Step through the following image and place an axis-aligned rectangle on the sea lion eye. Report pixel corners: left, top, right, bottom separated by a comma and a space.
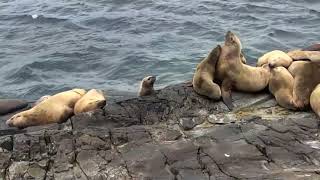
148, 77, 151, 80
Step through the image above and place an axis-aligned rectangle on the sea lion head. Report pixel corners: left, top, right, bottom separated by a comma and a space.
139, 76, 157, 96
6, 112, 30, 129
142, 76, 156, 88
225, 31, 242, 51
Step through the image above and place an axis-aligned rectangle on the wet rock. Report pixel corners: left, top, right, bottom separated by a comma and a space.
0, 135, 12, 151
179, 118, 196, 130
0, 83, 320, 179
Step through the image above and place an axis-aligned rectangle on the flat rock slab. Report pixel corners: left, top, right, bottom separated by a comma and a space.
0, 83, 320, 179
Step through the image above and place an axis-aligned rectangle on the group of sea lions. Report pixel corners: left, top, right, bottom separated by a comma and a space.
2, 31, 320, 129
4, 89, 106, 129
193, 31, 320, 117
1, 76, 156, 129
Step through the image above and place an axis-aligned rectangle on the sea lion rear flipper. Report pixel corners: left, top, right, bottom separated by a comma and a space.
221, 79, 234, 110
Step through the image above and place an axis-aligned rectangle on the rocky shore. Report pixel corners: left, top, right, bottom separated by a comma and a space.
1, 82, 320, 179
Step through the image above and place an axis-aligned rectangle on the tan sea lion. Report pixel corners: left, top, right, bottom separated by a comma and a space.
192, 45, 221, 100
257, 50, 293, 68
138, 76, 156, 96
287, 50, 320, 63
288, 61, 320, 109
6, 88, 86, 129
74, 89, 106, 115
310, 84, 320, 117
216, 31, 270, 110
268, 66, 296, 110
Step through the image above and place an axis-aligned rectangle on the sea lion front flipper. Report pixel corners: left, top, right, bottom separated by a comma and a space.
240, 51, 247, 64
185, 80, 193, 87
221, 79, 234, 110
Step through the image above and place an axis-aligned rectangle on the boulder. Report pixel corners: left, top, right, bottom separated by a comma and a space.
0, 83, 319, 179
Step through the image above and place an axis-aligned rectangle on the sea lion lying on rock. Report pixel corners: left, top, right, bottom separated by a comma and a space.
216, 31, 270, 110
74, 89, 106, 115
257, 50, 293, 68
268, 66, 296, 110
287, 50, 320, 63
310, 84, 320, 117
302, 43, 320, 51
193, 45, 221, 100
138, 76, 156, 96
0, 99, 29, 116
6, 89, 86, 129
288, 61, 320, 109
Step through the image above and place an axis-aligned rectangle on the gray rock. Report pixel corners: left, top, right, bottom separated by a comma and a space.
0, 83, 320, 179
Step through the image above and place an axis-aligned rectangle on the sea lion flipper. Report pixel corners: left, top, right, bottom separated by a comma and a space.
221, 79, 234, 110
185, 80, 193, 87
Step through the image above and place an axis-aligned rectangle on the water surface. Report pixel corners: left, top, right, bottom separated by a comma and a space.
1, 0, 319, 99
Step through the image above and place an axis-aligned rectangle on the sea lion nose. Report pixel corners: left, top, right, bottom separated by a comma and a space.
97, 100, 107, 108
268, 63, 275, 69
6, 119, 13, 127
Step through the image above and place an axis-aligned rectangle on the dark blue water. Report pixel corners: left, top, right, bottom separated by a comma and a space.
1, 0, 320, 99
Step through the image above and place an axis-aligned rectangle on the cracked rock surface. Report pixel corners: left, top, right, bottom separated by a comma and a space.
1, 83, 320, 179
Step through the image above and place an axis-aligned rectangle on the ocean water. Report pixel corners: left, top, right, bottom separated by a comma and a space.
1, 0, 319, 100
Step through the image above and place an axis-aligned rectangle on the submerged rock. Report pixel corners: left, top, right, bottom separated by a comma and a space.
0, 83, 320, 179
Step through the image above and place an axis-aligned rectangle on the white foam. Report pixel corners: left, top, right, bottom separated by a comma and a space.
31, 14, 38, 19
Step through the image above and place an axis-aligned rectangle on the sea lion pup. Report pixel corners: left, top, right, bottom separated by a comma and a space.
74, 89, 106, 115
192, 45, 221, 100
138, 76, 156, 96
216, 31, 270, 110
288, 61, 320, 109
0, 99, 29, 115
268, 66, 296, 110
6, 89, 86, 129
287, 50, 320, 63
310, 84, 320, 117
257, 50, 293, 68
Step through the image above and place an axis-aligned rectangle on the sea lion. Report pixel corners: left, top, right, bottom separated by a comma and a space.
268, 66, 296, 110
74, 89, 106, 115
6, 88, 86, 129
138, 76, 156, 96
287, 50, 320, 63
192, 45, 221, 100
216, 31, 270, 110
257, 50, 293, 68
302, 43, 320, 51
288, 61, 320, 109
0, 99, 29, 116
310, 84, 320, 117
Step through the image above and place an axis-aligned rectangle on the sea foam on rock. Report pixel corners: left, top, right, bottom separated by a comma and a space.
0, 82, 320, 179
